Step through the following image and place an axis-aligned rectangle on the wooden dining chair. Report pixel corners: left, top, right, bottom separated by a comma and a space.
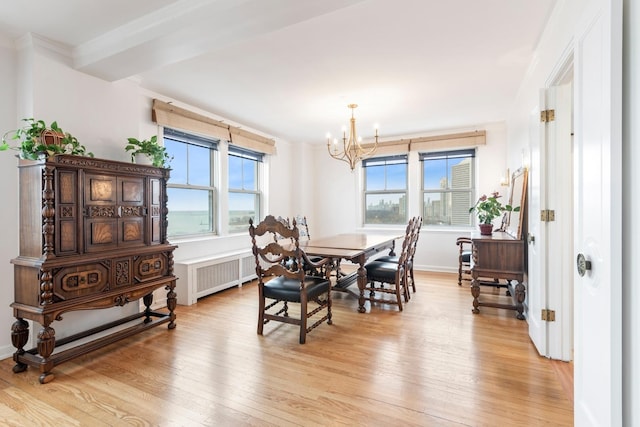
249, 215, 333, 344
375, 216, 422, 297
456, 237, 473, 286
364, 219, 413, 311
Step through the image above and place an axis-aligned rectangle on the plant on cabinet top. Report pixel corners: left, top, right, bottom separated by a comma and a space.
0, 118, 93, 160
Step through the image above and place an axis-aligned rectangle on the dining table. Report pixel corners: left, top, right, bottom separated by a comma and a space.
297, 233, 401, 313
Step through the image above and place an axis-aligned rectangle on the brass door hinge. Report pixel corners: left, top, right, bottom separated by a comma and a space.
540, 109, 555, 122
540, 209, 556, 222
541, 309, 556, 322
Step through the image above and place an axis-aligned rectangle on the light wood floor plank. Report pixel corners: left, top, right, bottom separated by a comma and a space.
0, 271, 573, 426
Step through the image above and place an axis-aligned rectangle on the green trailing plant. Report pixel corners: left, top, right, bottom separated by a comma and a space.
469, 191, 520, 224
0, 118, 93, 160
125, 135, 172, 168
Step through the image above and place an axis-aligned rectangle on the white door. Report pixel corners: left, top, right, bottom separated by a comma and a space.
528, 83, 573, 359
573, 0, 622, 425
526, 91, 547, 356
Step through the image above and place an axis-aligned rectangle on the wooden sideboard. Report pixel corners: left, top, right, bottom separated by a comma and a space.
470, 231, 526, 319
10, 155, 177, 383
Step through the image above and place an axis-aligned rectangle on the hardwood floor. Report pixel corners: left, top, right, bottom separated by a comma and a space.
0, 271, 573, 426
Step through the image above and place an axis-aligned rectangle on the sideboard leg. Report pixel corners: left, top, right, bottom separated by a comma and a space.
143, 293, 154, 324
471, 276, 480, 314
166, 281, 177, 329
514, 281, 526, 320
36, 324, 56, 384
11, 318, 29, 373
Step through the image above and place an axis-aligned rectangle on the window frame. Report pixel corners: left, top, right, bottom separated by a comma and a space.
420, 148, 476, 227
362, 154, 409, 226
164, 128, 219, 238
227, 145, 263, 234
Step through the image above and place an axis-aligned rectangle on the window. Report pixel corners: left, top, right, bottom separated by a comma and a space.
164, 129, 218, 237
228, 145, 262, 233
421, 149, 475, 226
363, 155, 408, 225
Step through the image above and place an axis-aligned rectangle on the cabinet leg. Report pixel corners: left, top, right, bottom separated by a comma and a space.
37, 325, 56, 384
166, 282, 177, 329
11, 318, 29, 373
471, 277, 480, 314
143, 293, 154, 324
514, 281, 526, 320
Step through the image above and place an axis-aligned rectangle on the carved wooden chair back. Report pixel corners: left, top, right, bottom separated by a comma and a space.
294, 215, 311, 240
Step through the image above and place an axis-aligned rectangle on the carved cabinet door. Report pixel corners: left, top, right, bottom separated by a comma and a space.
83, 173, 146, 252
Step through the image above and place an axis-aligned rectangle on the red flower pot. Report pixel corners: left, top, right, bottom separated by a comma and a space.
479, 223, 493, 235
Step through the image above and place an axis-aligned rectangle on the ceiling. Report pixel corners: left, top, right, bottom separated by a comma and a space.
0, 0, 556, 145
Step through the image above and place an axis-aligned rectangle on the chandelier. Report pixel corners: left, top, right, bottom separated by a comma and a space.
326, 104, 378, 170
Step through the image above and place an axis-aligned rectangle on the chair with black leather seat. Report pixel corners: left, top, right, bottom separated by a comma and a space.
249, 215, 333, 344
375, 216, 422, 297
456, 237, 473, 286
364, 219, 413, 311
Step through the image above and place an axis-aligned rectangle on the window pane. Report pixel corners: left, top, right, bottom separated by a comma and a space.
228, 155, 243, 189
423, 192, 449, 225
229, 192, 258, 233
386, 163, 407, 190
165, 139, 187, 185
365, 165, 385, 190
423, 158, 447, 189
451, 191, 473, 225
423, 191, 473, 226
242, 159, 257, 190
365, 193, 406, 224
449, 157, 472, 189
167, 188, 213, 236
188, 144, 211, 186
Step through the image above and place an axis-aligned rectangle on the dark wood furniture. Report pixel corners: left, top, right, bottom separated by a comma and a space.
10, 155, 177, 383
364, 220, 414, 311
455, 237, 473, 286
374, 216, 422, 297
298, 233, 399, 313
470, 231, 526, 319
249, 215, 333, 344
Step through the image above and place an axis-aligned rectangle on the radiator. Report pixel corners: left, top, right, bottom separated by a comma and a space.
174, 250, 256, 305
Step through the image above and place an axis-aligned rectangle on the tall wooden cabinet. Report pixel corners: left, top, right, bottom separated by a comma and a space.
10, 154, 177, 383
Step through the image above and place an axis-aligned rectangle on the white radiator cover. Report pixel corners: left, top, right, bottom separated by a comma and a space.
174, 250, 256, 305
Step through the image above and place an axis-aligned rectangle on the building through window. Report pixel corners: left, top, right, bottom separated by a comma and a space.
362, 155, 408, 225
421, 149, 475, 226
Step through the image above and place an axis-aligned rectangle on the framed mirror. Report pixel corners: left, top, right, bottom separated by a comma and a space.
506, 167, 528, 239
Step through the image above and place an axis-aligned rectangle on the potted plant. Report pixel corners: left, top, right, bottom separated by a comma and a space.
0, 118, 93, 160
125, 135, 172, 168
469, 191, 519, 235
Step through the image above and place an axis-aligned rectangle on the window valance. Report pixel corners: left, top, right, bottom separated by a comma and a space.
152, 99, 231, 141
152, 99, 276, 155
360, 130, 486, 155
229, 127, 277, 155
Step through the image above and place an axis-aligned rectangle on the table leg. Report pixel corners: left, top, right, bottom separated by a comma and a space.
388, 239, 396, 256
357, 261, 367, 313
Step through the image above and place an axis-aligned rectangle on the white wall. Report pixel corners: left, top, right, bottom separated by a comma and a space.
622, 0, 639, 424
309, 122, 508, 273
0, 36, 19, 360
